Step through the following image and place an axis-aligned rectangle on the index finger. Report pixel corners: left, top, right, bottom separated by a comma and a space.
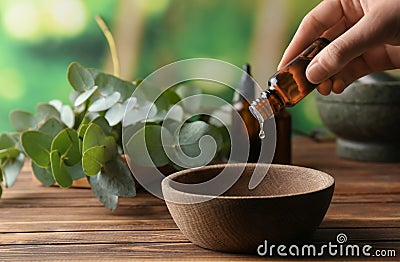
278, 0, 344, 69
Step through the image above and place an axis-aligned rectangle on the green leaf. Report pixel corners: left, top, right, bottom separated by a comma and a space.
88, 92, 121, 112
91, 116, 112, 135
51, 129, 81, 166
82, 123, 105, 152
74, 85, 98, 107
178, 121, 223, 154
95, 73, 135, 100
89, 175, 118, 211
39, 118, 65, 137
50, 150, 72, 188
0, 133, 16, 149
0, 133, 19, 159
66, 163, 86, 180
77, 123, 89, 139
2, 154, 24, 187
60, 105, 75, 128
82, 146, 106, 176
0, 147, 20, 159
125, 125, 172, 167
88, 68, 101, 79
170, 121, 222, 168
10, 110, 36, 132
175, 84, 202, 113
154, 89, 181, 111
98, 157, 136, 197
82, 123, 117, 160
67, 62, 95, 92
37, 103, 60, 125
21, 131, 52, 168
31, 161, 55, 187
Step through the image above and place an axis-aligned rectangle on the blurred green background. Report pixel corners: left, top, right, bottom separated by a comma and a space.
0, 0, 322, 133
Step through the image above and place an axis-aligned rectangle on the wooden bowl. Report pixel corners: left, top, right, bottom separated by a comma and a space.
162, 163, 334, 253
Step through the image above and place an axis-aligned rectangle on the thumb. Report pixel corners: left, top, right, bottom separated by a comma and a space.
306, 14, 381, 84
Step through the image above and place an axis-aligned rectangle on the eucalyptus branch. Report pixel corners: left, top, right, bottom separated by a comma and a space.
95, 15, 121, 77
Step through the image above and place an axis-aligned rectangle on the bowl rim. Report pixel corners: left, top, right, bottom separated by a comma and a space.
162, 163, 335, 200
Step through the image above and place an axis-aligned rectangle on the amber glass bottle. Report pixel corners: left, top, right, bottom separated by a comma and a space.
232, 64, 291, 164
232, 64, 261, 163
249, 38, 330, 123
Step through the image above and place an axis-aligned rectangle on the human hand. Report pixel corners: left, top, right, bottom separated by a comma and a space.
278, 0, 400, 95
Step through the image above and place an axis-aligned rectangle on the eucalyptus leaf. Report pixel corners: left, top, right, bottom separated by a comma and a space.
105, 102, 124, 126
125, 125, 172, 167
49, 99, 63, 111
95, 73, 135, 100
2, 154, 24, 187
165, 105, 184, 122
70, 90, 87, 112
155, 89, 180, 111
0, 133, 17, 149
146, 109, 167, 123
69, 90, 80, 105
88, 92, 121, 112
87, 68, 101, 79
60, 105, 75, 128
39, 118, 65, 137
36, 104, 61, 127
89, 175, 118, 211
21, 131, 52, 168
66, 163, 86, 180
50, 150, 72, 188
98, 157, 136, 197
0, 147, 20, 159
74, 85, 98, 107
175, 84, 202, 113
82, 146, 106, 176
67, 62, 95, 92
82, 123, 117, 159
31, 161, 55, 187
82, 123, 105, 152
163, 119, 181, 135
123, 101, 157, 127
51, 128, 81, 166
124, 97, 137, 112
10, 110, 36, 132
177, 121, 223, 152
170, 121, 222, 168
77, 123, 89, 139
91, 116, 112, 135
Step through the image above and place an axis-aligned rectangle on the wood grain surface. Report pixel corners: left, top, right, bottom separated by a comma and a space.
0, 137, 399, 261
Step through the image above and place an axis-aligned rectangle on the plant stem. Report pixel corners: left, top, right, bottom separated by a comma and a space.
95, 16, 121, 77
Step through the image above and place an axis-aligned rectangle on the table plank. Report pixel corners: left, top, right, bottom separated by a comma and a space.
0, 137, 399, 261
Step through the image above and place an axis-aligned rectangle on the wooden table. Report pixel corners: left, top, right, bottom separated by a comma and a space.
1, 137, 399, 261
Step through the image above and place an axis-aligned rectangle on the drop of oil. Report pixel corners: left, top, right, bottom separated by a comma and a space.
258, 121, 265, 139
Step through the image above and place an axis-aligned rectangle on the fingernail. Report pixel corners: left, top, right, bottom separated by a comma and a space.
307, 61, 328, 84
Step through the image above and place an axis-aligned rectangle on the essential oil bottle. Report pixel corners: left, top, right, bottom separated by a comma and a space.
232, 64, 261, 163
249, 38, 330, 129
